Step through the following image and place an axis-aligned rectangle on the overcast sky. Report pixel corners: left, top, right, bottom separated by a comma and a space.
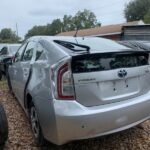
0, 0, 131, 38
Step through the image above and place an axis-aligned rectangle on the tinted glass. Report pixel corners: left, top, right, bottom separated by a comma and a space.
36, 43, 44, 60
14, 44, 27, 62
22, 42, 35, 61
0, 47, 8, 55
72, 52, 149, 73
9, 46, 20, 55
54, 37, 129, 52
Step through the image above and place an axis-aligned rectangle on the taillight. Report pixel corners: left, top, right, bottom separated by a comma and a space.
51, 61, 75, 100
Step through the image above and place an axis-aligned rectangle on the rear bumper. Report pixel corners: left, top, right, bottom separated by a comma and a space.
42, 93, 150, 145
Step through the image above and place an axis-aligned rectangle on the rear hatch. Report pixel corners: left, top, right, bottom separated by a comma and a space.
72, 51, 150, 106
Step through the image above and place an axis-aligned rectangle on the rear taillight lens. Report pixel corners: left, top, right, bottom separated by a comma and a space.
51, 61, 75, 100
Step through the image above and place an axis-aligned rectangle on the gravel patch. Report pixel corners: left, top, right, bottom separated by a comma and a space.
0, 81, 149, 150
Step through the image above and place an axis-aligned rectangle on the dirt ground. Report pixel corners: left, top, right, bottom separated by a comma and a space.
0, 81, 149, 150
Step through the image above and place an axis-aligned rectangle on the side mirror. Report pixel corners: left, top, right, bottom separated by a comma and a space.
6, 57, 14, 66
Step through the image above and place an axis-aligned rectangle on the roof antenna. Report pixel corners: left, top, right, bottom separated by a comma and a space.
74, 26, 79, 44
74, 27, 79, 37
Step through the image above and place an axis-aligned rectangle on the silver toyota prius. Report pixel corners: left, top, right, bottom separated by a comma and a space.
8, 36, 150, 146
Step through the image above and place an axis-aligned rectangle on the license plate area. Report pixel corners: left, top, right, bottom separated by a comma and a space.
99, 77, 140, 101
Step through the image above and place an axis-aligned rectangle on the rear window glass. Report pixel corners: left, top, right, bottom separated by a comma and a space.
53, 37, 130, 53
72, 52, 149, 73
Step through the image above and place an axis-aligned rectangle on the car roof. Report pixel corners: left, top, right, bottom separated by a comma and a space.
28, 36, 132, 55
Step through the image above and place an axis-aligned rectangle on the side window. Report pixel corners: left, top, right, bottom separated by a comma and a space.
0, 47, 8, 55
14, 44, 27, 62
22, 42, 35, 62
36, 43, 44, 61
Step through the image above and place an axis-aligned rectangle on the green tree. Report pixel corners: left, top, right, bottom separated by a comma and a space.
0, 28, 20, 43
25, 25, 47, 38
144, 8, 150, 23
124, 0, 150, 22
62, 9, 100, 31
62, 15, 75, 32
46, 19, 63, 35
25, 9, 100, 38
73, 9, 99, 29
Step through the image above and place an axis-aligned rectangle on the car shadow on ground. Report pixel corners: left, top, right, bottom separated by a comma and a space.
40, 125, 149, 150
0, 80, 149, 150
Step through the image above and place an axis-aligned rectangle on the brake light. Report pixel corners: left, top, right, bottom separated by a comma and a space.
51, 62, 75, 100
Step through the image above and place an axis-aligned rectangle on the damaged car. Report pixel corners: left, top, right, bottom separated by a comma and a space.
7, 36, 150, 145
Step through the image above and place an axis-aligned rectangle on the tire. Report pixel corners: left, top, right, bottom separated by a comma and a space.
0, 71, 2, 81
6, 70, 14, 96
29, 102, 46, 146
0, 103, 8, 145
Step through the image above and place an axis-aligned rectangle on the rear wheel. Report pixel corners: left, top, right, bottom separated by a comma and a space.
0, 71, 2, 81
6, 70, 14, 96
0, 103, 8, 145
29, 102, 46, 146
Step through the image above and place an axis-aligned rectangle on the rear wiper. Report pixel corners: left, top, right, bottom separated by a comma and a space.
54, 40, 90, 53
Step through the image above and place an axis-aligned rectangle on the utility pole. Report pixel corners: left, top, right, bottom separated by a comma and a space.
16, 23, 18, 37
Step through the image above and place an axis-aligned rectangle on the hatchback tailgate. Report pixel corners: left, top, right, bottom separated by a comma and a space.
72, 52, 150, 106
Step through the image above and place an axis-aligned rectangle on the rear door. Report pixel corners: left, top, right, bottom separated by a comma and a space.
12, 41, 35, 107
72, 52, 150, 107
17, 41, 35, 106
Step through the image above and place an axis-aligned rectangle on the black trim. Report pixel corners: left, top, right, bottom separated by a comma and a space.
54, 40, 90, 53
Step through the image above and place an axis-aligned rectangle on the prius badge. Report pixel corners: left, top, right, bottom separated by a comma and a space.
118, 70, 127, 78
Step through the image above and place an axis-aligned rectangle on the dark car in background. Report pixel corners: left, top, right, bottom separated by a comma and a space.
0, 44, 21, 80
0, 102, 8, 146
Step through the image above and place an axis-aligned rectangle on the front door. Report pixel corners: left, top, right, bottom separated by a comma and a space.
14, 41, 35, 107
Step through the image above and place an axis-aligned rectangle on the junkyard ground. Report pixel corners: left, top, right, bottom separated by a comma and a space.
0, 80, 149, 150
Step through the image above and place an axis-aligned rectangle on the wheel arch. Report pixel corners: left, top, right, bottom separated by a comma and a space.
25, 92, 33, 111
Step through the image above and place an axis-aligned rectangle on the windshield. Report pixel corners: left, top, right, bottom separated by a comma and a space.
9, 46, 20, 55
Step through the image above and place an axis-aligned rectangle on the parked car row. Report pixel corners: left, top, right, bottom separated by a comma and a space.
3, 36, 149, 146
0, 44, 20, 147
0, 44, 21, 80
0, 102, 8, 146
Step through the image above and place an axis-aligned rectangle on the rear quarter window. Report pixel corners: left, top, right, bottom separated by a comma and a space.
36, 43, 44, 61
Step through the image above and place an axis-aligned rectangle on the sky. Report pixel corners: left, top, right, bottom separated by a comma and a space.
0, 0, 131, 38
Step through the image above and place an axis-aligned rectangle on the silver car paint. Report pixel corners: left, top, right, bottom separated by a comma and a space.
8, 36, 150, 145
74, 65, 150, 106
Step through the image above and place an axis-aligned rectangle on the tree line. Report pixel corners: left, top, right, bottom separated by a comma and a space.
1, 0, 150, 43
25, 9, 100, 38
124, 0, 150, 23
0, 28, 20, 43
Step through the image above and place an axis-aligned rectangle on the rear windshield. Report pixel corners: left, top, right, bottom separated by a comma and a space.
72, 52, 149, 73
